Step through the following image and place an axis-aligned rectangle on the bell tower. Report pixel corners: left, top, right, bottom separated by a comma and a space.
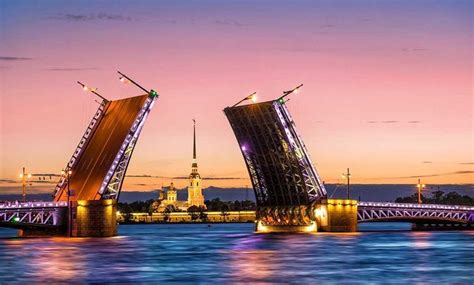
187, 119, 205, 208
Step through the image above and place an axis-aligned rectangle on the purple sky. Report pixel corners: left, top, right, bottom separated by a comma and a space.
0, 0, 472, 193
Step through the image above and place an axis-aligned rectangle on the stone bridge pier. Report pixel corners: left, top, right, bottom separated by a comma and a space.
17, 200, 117, 237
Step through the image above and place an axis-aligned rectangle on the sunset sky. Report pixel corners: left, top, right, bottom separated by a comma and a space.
0, 0, 472, 194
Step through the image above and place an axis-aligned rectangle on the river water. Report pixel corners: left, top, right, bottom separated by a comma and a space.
0, 223, 473, 284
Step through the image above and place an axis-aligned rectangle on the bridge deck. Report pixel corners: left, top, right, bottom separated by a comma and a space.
358, 202, 474, 224
54, 95, 148, 202
0, 202, 67, 228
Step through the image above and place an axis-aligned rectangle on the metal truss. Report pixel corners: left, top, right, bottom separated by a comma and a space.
274, 101, 326, 200
53, 101, 106, 198
241, 146, 269, 205
0, 202, 67, 227
99, 96, 157, 200
358, 202, 474, 224
224, 99, 327, 208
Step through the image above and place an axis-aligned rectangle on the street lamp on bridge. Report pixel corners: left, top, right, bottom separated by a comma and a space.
117, 71, 159, 98
277, 83, 303, 103
77, 81, 108, 103
341, 168, 351, 199
232, 91, 257, 107
417, 179, 426, 204
19, 167, 32, 202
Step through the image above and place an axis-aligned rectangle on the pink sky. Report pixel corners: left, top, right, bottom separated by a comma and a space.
0, 1, 472, 193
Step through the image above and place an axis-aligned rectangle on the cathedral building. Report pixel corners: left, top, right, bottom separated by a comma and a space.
155, 182, 189, 212
187, 119, 205, 208
154, 120, 205, 212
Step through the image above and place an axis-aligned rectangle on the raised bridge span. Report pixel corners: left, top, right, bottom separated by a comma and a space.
224, 89, 473, 232
53, 93, 155, 202
0, 74, 158, 236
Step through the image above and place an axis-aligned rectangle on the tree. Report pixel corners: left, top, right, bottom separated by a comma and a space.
199, 207, 208, 222
187, 205, 200, 222
118, 203, 133, 223
147, 204, 154, 222
432, 190, 445, 203
220, 204, 230, 222
165, 204, 177, 213
163, 206, 172, 223
394, 191, 473, 206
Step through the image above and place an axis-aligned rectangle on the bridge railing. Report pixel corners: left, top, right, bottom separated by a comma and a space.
0, 201, 68, 209
357, 202, 474, 224
358, 202, 474, 211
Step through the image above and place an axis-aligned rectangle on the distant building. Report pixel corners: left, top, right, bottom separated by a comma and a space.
155, 182, 188, 212
167, 183, 177, 203
154, 120, 205, 212
187, 120, 205, 208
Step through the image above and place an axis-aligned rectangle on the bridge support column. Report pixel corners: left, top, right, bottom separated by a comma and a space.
71, 199, 117, 237
255, 220, 317, 233
314, 199, 358, 232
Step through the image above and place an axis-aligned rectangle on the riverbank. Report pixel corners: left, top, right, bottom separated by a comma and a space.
119, 210, 256, 223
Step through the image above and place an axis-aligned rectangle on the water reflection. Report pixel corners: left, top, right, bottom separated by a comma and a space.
0, 224, 472, 283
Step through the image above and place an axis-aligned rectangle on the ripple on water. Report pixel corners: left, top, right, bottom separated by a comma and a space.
0, 223, 473, 283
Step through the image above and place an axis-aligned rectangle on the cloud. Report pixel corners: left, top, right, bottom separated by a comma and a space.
126, 174, 169, 178
459, 162, 474, 165
421, 161, 432, 164
48, 13, 136, 22
32, 173, 61, 177
126, 174, 245, 181
201, 177, 246, 180
29, 180, 57, 184
387, 170, 474, 179
0, 177, 56, 184
367, 120, 421, 124
367, 120, 398, 124
171, 176, 246, 180
45, 67, 98, 72
214, 19, 245, 26
0, 56, 32, 61
402, 48, 429, 52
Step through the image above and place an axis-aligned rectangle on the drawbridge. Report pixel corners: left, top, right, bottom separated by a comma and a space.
224, 86, 474, 232
0, 72, 158, 236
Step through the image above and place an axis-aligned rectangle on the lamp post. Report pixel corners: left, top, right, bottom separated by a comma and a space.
417, 179, 425, 204
277, 84, 303, 103
342, 168, 351, 199
62, 169, 73, 237
19, 167, 32, 202
77, 81, 108, 103
117, 71, 159, 98
232, 92, 257, 107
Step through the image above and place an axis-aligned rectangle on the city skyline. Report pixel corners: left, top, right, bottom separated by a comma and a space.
1, 0, 472, 194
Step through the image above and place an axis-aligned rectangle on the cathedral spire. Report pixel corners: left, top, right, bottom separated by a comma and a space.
191, 119, 198, 175
193, 119, 196, 161
188, 118, 204, 208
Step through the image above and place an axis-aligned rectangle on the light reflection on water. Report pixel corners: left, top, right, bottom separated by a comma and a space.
0, 223, 473, 283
